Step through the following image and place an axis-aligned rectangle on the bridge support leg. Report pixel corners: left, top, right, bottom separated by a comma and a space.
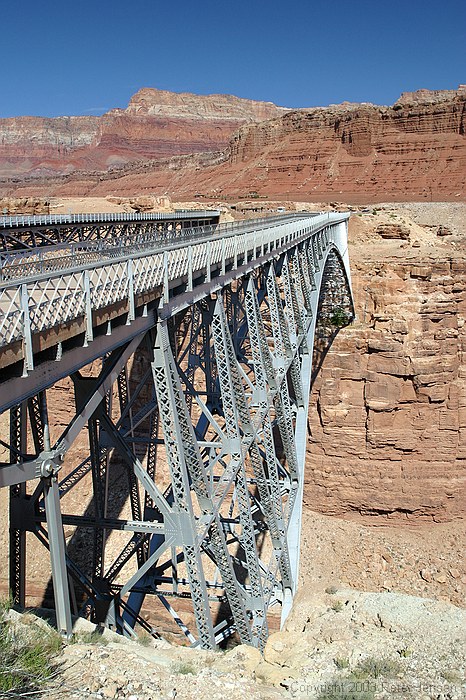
44, 474, 72, 637
9, 403, 27, 607
152, 324, 217, 649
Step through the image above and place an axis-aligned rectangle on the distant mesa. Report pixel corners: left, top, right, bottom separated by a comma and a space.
0, 87, 287, 180
395, 85, 466, 105
120, 87, 288, 121
0, 85, 464, 202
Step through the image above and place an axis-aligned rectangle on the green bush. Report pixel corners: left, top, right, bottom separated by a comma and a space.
0, 596, 13, 618
329, 307, 350, 328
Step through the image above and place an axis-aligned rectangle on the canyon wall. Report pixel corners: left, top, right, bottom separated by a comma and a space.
1, 87, 464, 202
0, 88, 286, 178
225, 86, 466, 200
306, 208, 466, 522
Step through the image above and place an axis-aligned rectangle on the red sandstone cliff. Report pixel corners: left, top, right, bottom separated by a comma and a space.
2, 86, 463, 202
307, 207, 466, 522
0, 88, 287, 178
223, 86, 466, 200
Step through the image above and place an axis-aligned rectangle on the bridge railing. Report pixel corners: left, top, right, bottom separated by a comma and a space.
0, 209, 221, 230
0, 213, 306, 283
0, 213, 347, 367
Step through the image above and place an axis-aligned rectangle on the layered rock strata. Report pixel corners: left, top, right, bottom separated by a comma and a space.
1, 87, 464, 201
0, 88, 286, 178
224, 86, 466, 200
306, 208, 466, 521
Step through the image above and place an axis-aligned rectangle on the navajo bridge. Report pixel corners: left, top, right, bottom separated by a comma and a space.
0, 209, 353, 650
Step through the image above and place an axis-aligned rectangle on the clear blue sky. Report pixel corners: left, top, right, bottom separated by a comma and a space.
2, 0, 465, 118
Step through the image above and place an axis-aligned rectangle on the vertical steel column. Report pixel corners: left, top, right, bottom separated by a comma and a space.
42, 402, 72, 637
9, 402, 27, 607
265, 267, 300, 487
267, 264, 304, 409
298, 244, 315, 313
244, 278, 293, 591
43, 475, 72, 636
290, 248, 310, 336
117, 367, 144, 567
212, 297, 268, 647
152, 324, 216, 649
153, 319, 254, 645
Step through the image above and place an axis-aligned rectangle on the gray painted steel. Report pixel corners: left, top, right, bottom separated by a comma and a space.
0, 210, 221, 252
0, 212, 353, 647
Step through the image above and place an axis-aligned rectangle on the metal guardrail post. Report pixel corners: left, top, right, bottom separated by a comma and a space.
221, 238, 226, 276
187, 247, 193, 292
233, 236, 238, 270
20, 284, 34, 373
83, 270, 94, 344
163, 251, 169, 305
127, 259, 135, 323
206, 241, 211, 283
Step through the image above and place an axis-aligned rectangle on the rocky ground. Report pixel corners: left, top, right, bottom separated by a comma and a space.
3, 571, 465, 700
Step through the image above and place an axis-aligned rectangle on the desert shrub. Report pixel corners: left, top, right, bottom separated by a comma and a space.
0, 596, 13, 618
137, 630, 152, 647
0, 617, 61, 695
351, 656, 401, 679
171, 661, 197, 675
440, 669, 462, 684
70, 630, 108, 645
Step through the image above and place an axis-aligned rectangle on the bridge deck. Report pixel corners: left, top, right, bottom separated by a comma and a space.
0, 213, 327, 403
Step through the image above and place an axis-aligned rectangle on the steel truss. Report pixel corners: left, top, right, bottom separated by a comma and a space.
0, 215, 353, 649
0, 210, 221, 252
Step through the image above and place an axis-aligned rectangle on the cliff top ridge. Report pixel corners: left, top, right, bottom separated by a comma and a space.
106, 86, 289, 121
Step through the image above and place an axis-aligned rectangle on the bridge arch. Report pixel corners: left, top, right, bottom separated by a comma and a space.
0, 212, 353, 648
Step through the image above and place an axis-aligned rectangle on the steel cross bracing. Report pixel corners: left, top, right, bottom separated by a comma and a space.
0, 212, 316, 384
0, 212, 353, 649
0, 210, 221, 252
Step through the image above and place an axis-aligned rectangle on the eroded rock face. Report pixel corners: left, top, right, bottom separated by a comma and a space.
0, 88, 287, 178
0, 196, 50, 215
1, 87, 464, 202
226, 86, 466, 200
123, 87, 286, 121
306, 209, 466, 522
376, 223, 411, 239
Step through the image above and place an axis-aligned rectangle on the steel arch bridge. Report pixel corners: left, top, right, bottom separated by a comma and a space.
0, 211, 353, 650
